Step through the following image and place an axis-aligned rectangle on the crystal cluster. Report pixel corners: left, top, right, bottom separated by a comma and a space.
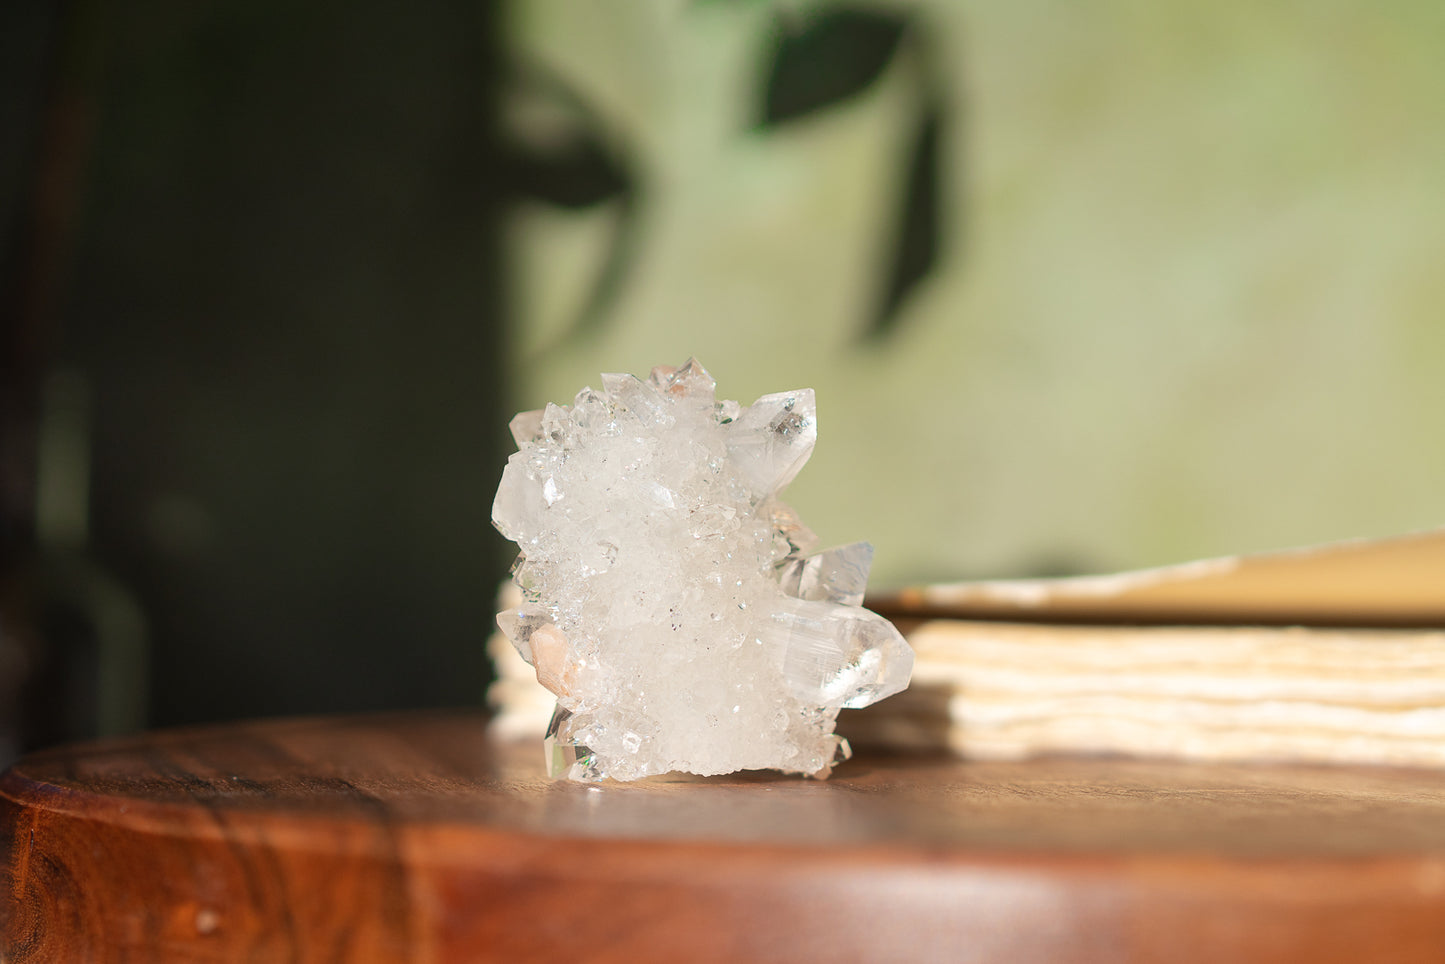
492, 360, 913, 781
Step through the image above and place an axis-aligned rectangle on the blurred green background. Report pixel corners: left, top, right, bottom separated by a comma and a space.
3, 0, 1444, 759
508, 0, 1445, 585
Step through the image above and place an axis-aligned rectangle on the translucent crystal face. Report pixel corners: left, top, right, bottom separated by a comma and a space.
493, 359, 913, 781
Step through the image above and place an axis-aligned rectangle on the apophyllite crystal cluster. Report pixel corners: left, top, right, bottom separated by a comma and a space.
492, 360, 913, 781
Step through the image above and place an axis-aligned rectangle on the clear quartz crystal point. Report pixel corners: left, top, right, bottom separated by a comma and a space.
492, 360, 913, 781
726, 390, 817, 498
767, 599, 913, 709
544, 706, 601, 781
779, 542, 874, 607
508, 410, 544, 447
495, 607, 553, 663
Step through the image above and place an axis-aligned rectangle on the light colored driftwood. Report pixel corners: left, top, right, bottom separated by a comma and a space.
843, 621, 1445, 767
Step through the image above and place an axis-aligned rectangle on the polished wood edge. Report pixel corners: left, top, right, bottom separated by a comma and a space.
8, 712, 1445, 962
7, 757, 1445, 878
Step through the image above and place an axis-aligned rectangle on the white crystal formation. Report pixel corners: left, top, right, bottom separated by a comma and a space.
492, 360, 913, 781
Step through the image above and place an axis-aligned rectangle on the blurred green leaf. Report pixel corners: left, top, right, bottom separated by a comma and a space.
867, 96, 943, 340
760, 9, 908, 126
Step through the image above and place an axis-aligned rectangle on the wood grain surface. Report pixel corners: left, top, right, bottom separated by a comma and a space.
5, 709, 1445, 962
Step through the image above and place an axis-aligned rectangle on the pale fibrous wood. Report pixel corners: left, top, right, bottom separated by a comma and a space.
6, 711, 1445, 962
842, 621, 1445, 767
843, 528, 1445, 767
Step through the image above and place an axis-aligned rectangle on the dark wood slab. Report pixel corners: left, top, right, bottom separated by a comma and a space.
5, 709, 1445, 962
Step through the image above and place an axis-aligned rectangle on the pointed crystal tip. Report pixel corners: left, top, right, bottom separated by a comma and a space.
779, 542, 874, 607
544, 706, 602, 781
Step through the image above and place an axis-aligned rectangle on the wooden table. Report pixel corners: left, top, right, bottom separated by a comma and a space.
4, 709, 1445, 962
